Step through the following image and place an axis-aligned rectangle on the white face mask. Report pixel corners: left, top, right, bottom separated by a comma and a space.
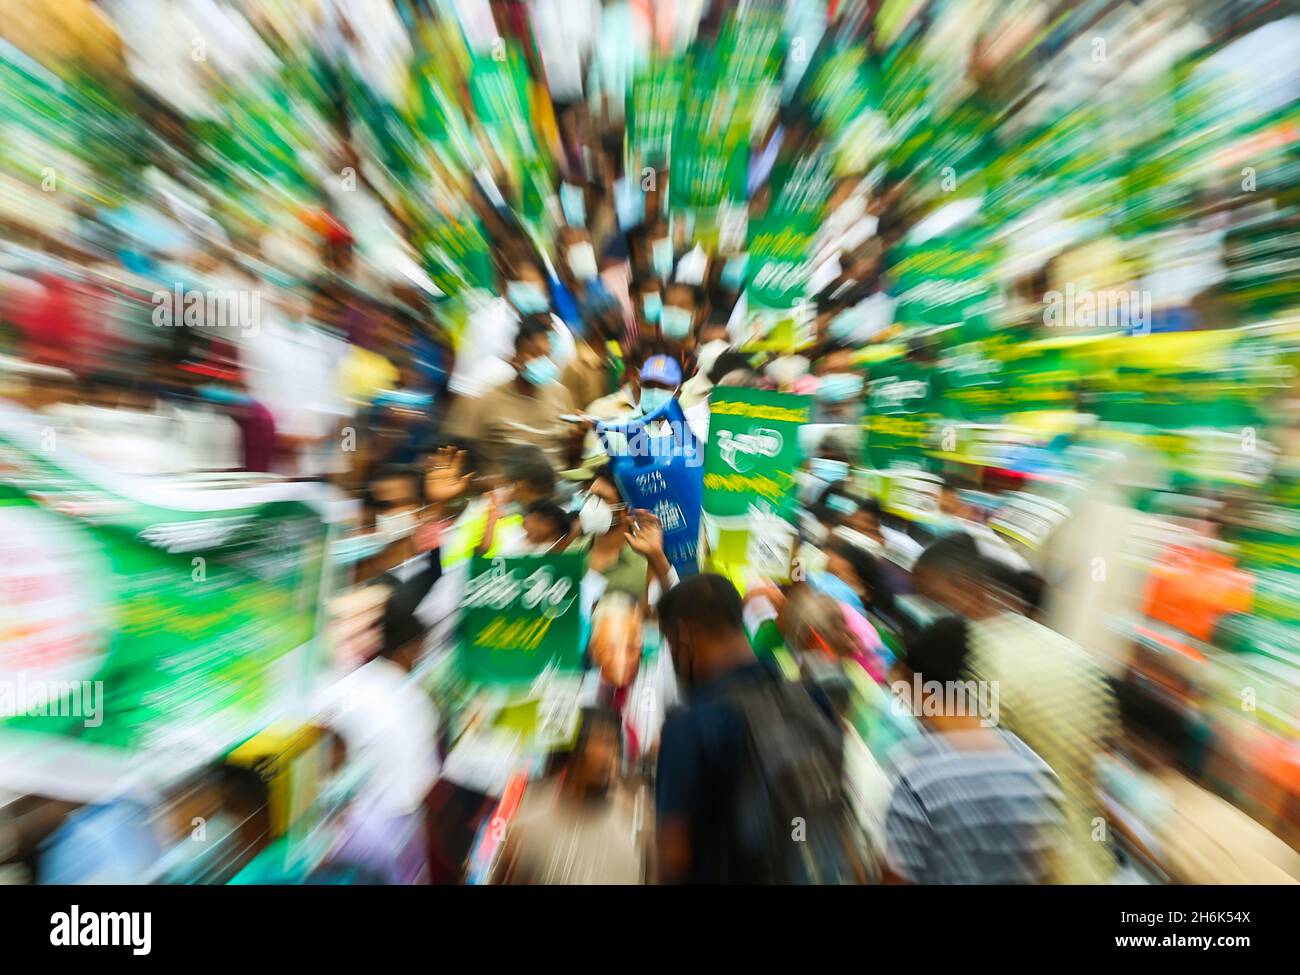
695, 339, 729, 381
567, 242, 599, 280
578, 494, 615, 536
375, 509, 418, 542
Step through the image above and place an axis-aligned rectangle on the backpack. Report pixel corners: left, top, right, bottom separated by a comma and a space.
720, 674, 869, 884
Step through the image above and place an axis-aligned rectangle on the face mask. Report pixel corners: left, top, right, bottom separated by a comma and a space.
809, 570, 865, 613
521, 355, 559, 387
642, 293, 662, 324
765, 355, 809, 387
816, 373, 865, 403
560, 182, 586, 227
376, 509, 418, 542
828, 307, 861, 341
333, 531, 391, 565
567, 243, 598, 281
721, 255, 748, 291
638, 387, 674, 415
651, 238, 673, 279
695, 339, 729, 380
507, 281, 549, 314
660, 306, 692, 340
578, 494, 614, 536
809, 457, 849, 483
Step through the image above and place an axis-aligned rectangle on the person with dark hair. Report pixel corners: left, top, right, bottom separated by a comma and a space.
472, 444, 559, 557
657, 282, 705, 365
355, 463, 430, 584
500, 443, 557, 501
520, 498, 572, 553
493, 707, 647, 885
883, 615, 1065, 885
911, 534, 1118, 883
574, 470, 674, 605
442, 316, 575, 474
561, 284, 624, 414
655, 573, 861, 884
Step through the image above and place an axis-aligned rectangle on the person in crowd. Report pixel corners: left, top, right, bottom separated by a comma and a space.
355, 463, 429, 584
240, 282, 350, 477
480, 496, 572, 556
574, 468, 674, 607
561, 289, 624, 414
911, 534, 1118, 883
318, 574, 443, 885
656, 282, 704, 370
443, 316, 578, 474
655, 573, 862, 883
883, 615, 1066, 885
447, 247, 577, 399
493, 707, 648, 885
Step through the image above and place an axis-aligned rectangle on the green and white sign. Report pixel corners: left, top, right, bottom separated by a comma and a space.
703, 387, 812, 522
458, 553, 585, 687
0, 406, 333, 796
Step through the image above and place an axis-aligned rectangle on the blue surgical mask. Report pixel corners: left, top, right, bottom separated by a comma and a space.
660, 306, 692, 340
507, 281, 550, 314
721, 255, 748, 291
332, 531, 391, 565
828, 308, 861, 341
560, 182, 586, 227
638, 387, 674, 414
809, 457, 850, 483
651, 238, 673, 279
816, 373, 864, 403
809, 570, 866, 614
521, 354, 559, 387
642, 293, 662, 324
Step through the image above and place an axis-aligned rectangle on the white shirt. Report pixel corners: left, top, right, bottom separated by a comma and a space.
241, 316, 350, 475
317, 657, 441, 818
529, 0, 600, 102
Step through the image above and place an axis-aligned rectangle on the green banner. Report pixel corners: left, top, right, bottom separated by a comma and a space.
0, 408, 331, 791
458, 553, 585, 687
703, 387, 812, 521
628, 58, 684, 170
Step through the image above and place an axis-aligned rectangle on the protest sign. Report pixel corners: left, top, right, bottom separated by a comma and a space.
458, 552, 585, 687
598, 398, 704, 577
703, 387, 812, 522
0, 405, 333, 798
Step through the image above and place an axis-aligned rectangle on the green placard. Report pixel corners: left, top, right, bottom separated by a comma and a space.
458, 553, 585, 686
0, 410, 330, 776
703, 387, 812, 521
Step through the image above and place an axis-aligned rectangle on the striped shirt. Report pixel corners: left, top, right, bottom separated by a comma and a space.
885, 730, 1065, 885
967, 612, 1118, 883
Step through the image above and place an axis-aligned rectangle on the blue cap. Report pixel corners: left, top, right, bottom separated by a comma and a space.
640, 354, 682, 386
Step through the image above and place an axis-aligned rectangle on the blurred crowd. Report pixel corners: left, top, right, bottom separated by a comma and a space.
3, 0, 1300, 885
